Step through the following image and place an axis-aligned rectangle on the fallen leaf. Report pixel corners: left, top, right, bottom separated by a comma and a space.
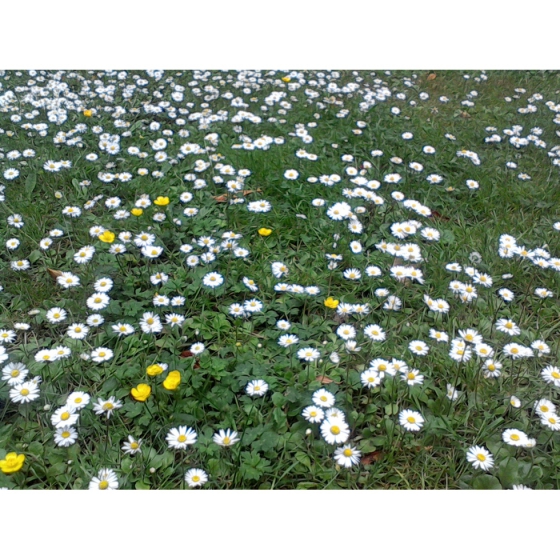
47, 268, 63, 280
212, 189, 261, 203
180, 351, 194, 358
315, 375, 338, 384
427, 73, 437, 81
361, 450, 384, 465
430, 210, 451, 222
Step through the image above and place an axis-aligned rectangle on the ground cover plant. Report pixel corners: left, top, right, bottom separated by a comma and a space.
1, 69, 560, 489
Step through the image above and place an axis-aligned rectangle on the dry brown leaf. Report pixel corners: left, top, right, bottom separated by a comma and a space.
47, 268, 63, 280
212, 189, 261, 203
430, 210, 451, 222
361, 450, 384, 465
315, 375, 338, 384
427, 73, 437, 81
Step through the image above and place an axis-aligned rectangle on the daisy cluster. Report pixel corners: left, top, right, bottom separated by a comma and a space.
1, 70, 560, 489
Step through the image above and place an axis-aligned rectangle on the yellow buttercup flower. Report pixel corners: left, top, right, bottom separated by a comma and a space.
324, 297, 340, 309
153, 196, 170, 206
163, 370, 181, 390
258, 228, 272, 236
146, 364, 164, 376
282, 76, 291, 83
98, 231, 115, 243
131, 208, 143, 217
83, 109, 93, 117
0, 452, 25, 474
131, 384, 152, 402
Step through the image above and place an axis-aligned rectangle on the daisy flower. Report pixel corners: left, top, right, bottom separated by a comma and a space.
402, 369, 424, 386
246, 380, 269, 397
166, 426, 197, 449
429, 329, 449, 343
343, 268, 361, 280
185, 468, 208, 488
90, 348, 113, 363
541, 365, 560, 387
495, 319, 521, 336
320, 418, 350, 445
89, 468, 119, 490
122, 436, 142, 455
409, 340, 429, 356
466, 445, 494, 471
50, 406, 79, 429
213, 429, 240, 447
190, 342, 205, 355
336, 324, 356, 341
203, 272, 224, 288
139, 312, 163, 334
112, 323, 135, 336
1, 362, 28, 386
364, 324, 386, 342
334, 444, 362, 468
502, 429, 529, 447
54, 427, 78, 447
93, 396, 122, 418
297, 348, 320, 362
534, 398, 556, 416
312, 389, 335, 408
66, 392, 90, 410
361, 368, 384, 389
398, 409, 424, 432
46, 307, 67, 323
302, 406, 325, 423
10, 381, 40, 404
540, 412, 560, 431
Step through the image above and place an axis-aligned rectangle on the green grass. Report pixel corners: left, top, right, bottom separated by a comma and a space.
1, 70, 560, 489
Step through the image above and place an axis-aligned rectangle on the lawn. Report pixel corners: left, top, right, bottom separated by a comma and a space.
1, 69, 560, 489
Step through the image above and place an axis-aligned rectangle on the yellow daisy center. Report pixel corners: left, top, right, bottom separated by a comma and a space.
103, 403, 114, 410
510, 434, 519, 441
21, 388, 30, 396
476, 453, 486, 462
99, 480, 109, 490
223, 437, 231, 445
192, 475, 200, 482
330, 426, 341, 435
407, 416, 416, 424
343, 449, 353, 457
178, 435, 187, 443
61, 412, 70, 420
131, 442, 139, 449
11, 370, 20, 377
552, 371, 560, 379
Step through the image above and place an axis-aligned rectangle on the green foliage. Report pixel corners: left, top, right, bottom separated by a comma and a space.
1, 69, 560, 489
